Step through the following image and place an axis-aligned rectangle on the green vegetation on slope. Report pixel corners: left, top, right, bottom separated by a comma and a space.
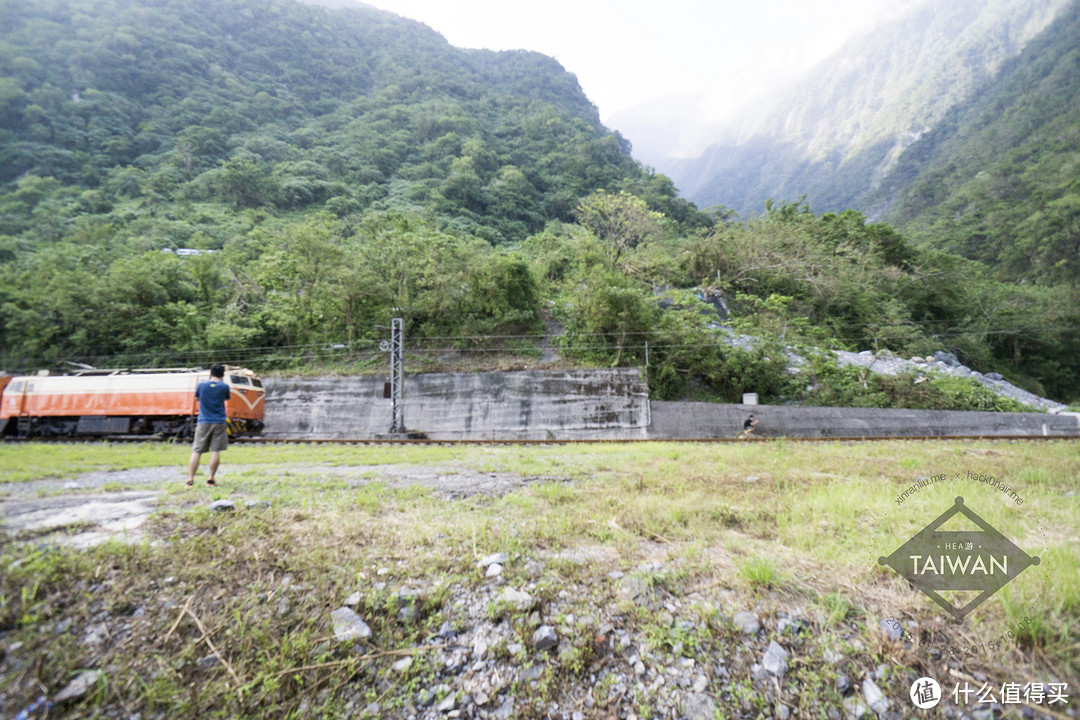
0, 0, 1077, 406
877, 1, 1080, 286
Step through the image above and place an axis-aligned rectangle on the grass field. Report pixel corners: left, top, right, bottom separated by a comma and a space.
1, 440, 1077, 718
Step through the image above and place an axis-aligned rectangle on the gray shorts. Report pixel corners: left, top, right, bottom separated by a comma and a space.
192, 423, 228, 453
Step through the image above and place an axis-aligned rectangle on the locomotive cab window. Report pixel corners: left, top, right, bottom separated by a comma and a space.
9, 381, 25, 393
251, 378, 263, 388
230, 375, 250, 385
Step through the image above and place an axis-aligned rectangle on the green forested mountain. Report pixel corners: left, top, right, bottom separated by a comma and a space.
0, 0, 1077, 405
874, 1, 1080, 286
662, 0, 1070, 218
0, 0, 698, 242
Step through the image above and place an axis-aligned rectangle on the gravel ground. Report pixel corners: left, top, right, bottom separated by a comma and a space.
0, 464, 564, 548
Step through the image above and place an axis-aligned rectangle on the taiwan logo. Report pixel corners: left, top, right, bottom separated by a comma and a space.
878, 497, 1039, 623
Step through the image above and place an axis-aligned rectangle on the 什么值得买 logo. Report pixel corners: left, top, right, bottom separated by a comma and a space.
879, 496, 1039, 623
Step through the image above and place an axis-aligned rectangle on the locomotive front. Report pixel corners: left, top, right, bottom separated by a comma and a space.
0, 366, 265, 439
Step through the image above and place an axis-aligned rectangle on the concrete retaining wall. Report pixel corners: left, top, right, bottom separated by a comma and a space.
646, 402, 1080, 439
264, 368, 650, 440
264, 369, 1079, 440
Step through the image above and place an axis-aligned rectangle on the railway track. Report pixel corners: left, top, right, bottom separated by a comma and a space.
3, 433, 1078, 445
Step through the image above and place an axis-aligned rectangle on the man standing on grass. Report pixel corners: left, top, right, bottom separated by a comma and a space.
186, 363, 231, 486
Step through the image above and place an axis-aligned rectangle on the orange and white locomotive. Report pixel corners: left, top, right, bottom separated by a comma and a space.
0, 366, 265, 438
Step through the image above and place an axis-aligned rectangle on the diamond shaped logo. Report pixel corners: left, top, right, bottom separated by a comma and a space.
878, 496, 1040, 623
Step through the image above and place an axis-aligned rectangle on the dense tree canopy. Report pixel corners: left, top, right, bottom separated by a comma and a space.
1, 0, 1077, 406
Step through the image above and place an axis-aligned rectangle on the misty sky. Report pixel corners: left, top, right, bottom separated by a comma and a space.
360, 0, 926, 122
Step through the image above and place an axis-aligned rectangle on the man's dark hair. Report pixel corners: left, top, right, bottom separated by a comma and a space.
210, 363, 225, 378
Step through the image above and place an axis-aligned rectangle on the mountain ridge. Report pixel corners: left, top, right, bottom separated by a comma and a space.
654, 0, 1070, 216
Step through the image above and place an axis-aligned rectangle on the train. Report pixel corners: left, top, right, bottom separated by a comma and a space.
0, 366, 265, 439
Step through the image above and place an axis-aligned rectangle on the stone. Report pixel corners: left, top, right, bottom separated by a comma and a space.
197, 653, 220, 670
862, 678, 889, 714
330, 607, 372, 642
762, 641, 788, 677
486, 563, 504, 578
364, 702, 380, 716
842, 697, 868, 719
474, 690, 491, 706
391, 657, 412, 673
209, 499, 235, 512
985, 372, 1004, 381
733, 611, 760, 634
479, 552, 509, 567
54, 670, 103, 704
836, 673, 852, 695
522, 664, 545, 682
777, 704, 791, 720
934, 351, 960, 366
532, 625, 558, 651
878, 618, 903, 641
823, 648, 844, 665
493, 697, 515, 720
344, 591, 361, 607
436, 694, 456, 712
245, 500, 271, 509
617, 574, 653, 604
682, 692, 718, 720
497, 587, 536, 612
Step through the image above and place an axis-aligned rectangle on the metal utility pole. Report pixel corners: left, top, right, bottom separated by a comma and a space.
379, 317, 405, 434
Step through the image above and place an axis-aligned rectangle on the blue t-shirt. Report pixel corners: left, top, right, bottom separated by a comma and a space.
195, 379, 231, 424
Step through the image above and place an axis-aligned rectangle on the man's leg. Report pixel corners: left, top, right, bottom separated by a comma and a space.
207, 451, 221, 482
187, 451, 202, 484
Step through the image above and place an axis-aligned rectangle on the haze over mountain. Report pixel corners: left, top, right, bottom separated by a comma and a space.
641, 0, 1071, 217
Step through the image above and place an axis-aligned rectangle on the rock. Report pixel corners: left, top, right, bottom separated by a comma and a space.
436, 694, 456, 712
532, 625, 558, 651
693, 673, 708, 693
474, 690, 491, 706
617, 575, 654, 604
244, 500, 271, 509
985, 372, 1004, 381
497, 587, 536, 612
777, 704, 791, 720
54, 670, 102, 704
862, 678, 889, 714
762, 641, 788, 677
836, 673, 852, 695
522, 664, 545, 682
479, 552, 509, 567
843, 697, 868, 719
733, 611, 760, 634
682, 692, 718, 720
364, 702, 380, 716
209, 499, 235, 512
823, 648, 844, 665
391, 657, 412, 673
493, 697, 515, 720
64, 482, 81, 490
934, 351, 960, 366
344, 591, 361, 607
486, 563, 504, 578
197, 653, 220, 670
330, 607, 372, 642
878, 619, 903, 641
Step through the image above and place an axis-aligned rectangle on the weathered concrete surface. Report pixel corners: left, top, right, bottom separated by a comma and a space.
0, 491, 158, 548
647, 403, 1080, 439
264, 368, 650, 440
